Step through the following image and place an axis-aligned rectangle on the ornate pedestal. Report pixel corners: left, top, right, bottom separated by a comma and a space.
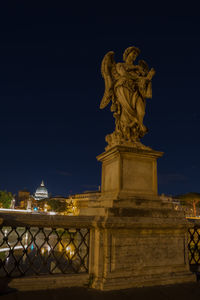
96, 145, 163, 207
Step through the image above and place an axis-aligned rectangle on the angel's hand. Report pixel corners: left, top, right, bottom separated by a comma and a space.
147, 68, 155, 79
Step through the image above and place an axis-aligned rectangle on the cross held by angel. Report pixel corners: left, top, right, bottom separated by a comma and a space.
100, 46, 155, 149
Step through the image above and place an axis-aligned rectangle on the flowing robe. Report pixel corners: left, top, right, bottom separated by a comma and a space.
114, 62, 152, 137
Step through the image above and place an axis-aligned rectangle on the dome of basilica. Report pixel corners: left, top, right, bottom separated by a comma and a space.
34, 180, 48, 200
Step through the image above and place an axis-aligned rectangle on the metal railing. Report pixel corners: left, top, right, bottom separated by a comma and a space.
188, 225, 200, 267
0, 214, 90, 278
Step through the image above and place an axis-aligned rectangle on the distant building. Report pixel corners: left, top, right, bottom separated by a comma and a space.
17, 189, 30, 202
15, 189, 30, 208
34, 180, 49, 200
70, 190, 101, 210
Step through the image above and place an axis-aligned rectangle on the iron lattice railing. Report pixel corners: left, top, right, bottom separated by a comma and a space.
0, 225, 90, 277
188, 226, 200, 265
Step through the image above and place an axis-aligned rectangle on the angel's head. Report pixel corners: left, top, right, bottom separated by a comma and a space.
123, 46, 140, 64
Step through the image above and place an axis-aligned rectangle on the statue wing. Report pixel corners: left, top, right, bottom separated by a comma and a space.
100, 51, 116, 109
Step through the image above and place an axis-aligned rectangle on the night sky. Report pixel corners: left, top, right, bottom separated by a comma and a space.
0, 4, 200, 197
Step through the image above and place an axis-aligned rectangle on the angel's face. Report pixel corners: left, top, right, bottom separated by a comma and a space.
126, 51, 138, 64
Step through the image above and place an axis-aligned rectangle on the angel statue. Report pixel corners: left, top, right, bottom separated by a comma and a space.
100, 46, 155, 150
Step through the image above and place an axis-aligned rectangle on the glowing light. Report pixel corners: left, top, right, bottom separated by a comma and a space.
0, 245, 24, 252
41, 248, 45, 255
0, 208, 32, 213
66, 244, 75, 259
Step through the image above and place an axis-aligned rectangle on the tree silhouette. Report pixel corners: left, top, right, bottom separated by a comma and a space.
0, 190, 13, 208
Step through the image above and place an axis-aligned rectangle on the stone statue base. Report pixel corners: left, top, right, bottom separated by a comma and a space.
78, 145, 195, 290
105, 132, 151, 151
96, 145, 163, 207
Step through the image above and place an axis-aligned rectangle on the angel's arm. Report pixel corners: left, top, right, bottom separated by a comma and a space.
146, 68, 155, 80
116, 63, 139, 80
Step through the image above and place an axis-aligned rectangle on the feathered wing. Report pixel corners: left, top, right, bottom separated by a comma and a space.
100, 51, 116, 109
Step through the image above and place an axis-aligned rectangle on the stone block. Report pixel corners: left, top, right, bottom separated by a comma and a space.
89, 216, 196, 290
97, 146, 163, 197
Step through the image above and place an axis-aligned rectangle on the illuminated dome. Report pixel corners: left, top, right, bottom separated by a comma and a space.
34, 180, 48, 200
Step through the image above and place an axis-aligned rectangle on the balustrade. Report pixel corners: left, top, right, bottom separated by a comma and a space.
0, 214, 90, 278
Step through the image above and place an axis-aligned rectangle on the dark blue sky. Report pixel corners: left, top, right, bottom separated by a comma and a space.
0, 4, 200, 196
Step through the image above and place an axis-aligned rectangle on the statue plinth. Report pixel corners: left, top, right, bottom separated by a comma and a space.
91, 146, 195, 291
97, 145, 163, 207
